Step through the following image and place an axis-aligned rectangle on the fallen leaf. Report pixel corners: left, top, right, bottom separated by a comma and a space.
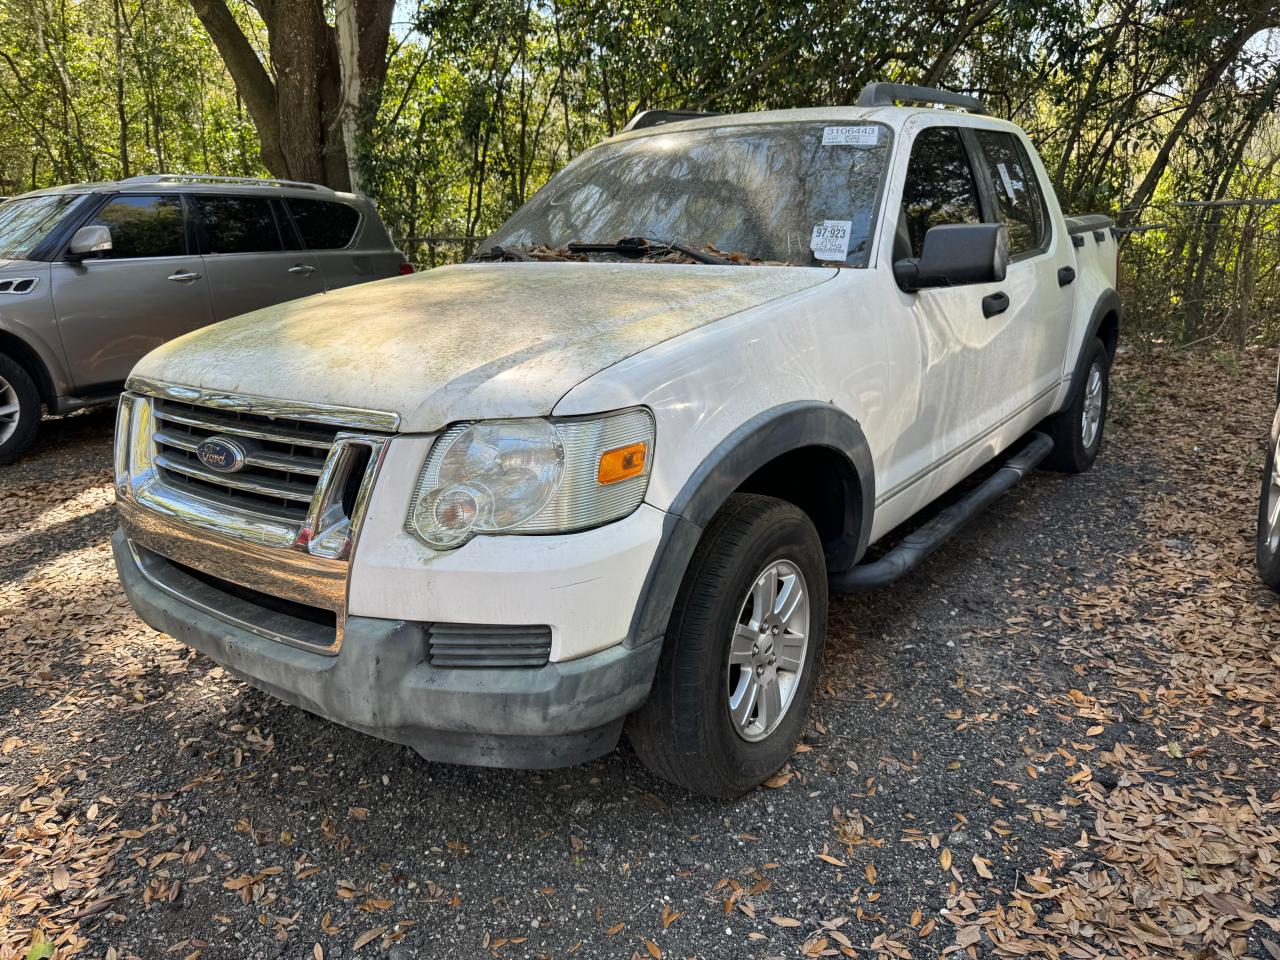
353, 928, 385, 951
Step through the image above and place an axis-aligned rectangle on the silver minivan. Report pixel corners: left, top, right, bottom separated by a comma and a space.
0, 174, 410, 462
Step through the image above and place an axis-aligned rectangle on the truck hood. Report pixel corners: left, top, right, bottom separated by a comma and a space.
130, 262, 834, 432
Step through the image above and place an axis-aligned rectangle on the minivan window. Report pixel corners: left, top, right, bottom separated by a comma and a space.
195, 196, 283, 254
900, 127, 982, 259
0, 194, 82, 260
975, 130, 1048, 256
84, 195, 185, 259
287, 199, 360, 250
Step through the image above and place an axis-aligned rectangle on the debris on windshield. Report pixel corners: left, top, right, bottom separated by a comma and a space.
471, 239, 789, 267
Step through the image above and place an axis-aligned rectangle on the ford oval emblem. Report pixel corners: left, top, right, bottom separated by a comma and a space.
196, 436, 248, 473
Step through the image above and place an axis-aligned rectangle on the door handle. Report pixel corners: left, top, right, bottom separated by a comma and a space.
1058, 266, 1076, 286
167, 271, 202, 283
981, 292, 1010, 318
288, 263, 317, 275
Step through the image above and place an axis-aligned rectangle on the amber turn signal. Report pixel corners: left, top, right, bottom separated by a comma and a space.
597, 441, 648, 485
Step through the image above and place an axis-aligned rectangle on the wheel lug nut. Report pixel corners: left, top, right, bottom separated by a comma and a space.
752, 644, 759, 655
756, 665, 764, 676
771, 625, 780, 635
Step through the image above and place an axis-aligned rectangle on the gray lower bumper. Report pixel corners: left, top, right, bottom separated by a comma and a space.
113, 528, 662, 768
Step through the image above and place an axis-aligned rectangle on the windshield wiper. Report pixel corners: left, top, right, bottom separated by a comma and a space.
566, 236, 733, 265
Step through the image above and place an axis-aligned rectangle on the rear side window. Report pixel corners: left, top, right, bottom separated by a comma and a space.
85, 195, 185, 259
899, 127, 982, 259
974, 131, 1048, 256
194, 196, 283, 254
287, 199, 361, 249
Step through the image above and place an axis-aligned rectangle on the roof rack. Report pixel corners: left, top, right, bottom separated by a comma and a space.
622, 109, 722, 133
856, 83, 988, 115
118, 174, 328, 191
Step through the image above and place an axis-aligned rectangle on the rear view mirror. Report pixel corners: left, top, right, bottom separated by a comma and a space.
893, 223, 1008, 292
68, 224, 113, 261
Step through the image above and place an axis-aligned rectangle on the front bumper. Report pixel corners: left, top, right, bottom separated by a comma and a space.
114, 527, 663, 767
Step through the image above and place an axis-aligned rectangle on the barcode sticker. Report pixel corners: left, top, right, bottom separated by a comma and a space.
811, 220, 852, 262
822, 125, 880, 147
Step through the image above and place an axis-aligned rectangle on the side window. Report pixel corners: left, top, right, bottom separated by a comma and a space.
974, 130, 1048, 256
82, 195, 185, 259
286, 199, 361, 250
899, 127, 982, 259
194, 196, 283, 254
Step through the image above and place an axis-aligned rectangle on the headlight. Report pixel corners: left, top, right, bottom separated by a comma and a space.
406, 408, 654, 548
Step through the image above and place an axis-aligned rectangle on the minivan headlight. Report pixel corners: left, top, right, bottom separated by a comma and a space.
406, 408, 654, 548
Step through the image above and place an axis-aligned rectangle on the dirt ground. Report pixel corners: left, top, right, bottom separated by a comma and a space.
1, 347, 1277, 960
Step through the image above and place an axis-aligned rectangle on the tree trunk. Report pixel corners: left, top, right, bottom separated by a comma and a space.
335, 0, 363, 193
112, 0, 129, 178
187, 0, 393, 190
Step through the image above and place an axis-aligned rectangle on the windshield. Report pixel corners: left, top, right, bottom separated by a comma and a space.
0, 194, 82, 260
482, 121, 892, 267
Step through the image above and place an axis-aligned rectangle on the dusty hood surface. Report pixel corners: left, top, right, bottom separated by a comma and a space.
130, 262, 834, 432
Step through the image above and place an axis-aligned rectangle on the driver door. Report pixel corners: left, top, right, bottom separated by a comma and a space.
876, 124, 1017, 517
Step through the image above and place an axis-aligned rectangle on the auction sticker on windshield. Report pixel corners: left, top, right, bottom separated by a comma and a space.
810, 220, 852, 262
822, 125, 880, 147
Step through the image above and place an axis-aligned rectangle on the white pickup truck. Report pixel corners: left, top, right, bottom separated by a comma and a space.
113, 84, 1120, 796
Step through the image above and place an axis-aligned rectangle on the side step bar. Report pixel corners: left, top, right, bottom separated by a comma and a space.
830, 431, 1054, 593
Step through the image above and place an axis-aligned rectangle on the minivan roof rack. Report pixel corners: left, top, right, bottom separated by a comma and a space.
856, 83, 988, 115
118, 174, 329, 191
622, 109, 722, 133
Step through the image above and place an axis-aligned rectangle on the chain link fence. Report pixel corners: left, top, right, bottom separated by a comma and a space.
401, 236, 482, 269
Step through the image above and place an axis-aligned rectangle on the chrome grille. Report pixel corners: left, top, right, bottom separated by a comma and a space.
151, 398, 338, 520
117, 385, 397, 654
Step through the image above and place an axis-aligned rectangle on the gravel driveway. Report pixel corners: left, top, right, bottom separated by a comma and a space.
2, 348, 1278, 960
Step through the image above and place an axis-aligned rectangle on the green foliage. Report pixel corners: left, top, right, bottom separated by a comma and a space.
0, 0, 259, 192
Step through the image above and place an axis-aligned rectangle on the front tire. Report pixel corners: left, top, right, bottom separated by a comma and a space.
1257, 423, 1280, 591
628, 494, 827, 797
0, 353, 40, 465
1042, 336, 1109, 473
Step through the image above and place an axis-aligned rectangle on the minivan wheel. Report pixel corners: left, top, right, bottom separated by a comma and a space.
627, 494, 827, 797
1041, 336, 1109, 474
0, 353, 40, 465
1257, 425, 1280, 591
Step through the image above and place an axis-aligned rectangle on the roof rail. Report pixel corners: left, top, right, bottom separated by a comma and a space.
622, 109, 722, 133
856, 83, 988, 115
118, 174, 328, 191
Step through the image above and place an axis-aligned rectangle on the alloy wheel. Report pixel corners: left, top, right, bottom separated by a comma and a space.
1081, 362, 1104, 450
726, 559, 810, 742
0, 375, 19, 446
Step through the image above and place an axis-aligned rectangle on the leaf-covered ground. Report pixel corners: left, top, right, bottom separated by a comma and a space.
1, 347, 1277, 960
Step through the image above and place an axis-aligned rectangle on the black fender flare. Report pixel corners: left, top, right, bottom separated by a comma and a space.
626, 401, 875, 649
1067, 289, 1121, 397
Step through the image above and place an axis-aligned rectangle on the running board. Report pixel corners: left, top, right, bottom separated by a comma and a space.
830, 431, 1054, 593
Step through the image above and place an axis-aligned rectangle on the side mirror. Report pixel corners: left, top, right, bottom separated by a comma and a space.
893, 223, 1008, 292
67, 224, 113, 261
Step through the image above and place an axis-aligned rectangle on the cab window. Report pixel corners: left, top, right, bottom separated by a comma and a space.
974, 130, 1048, 257
83, 195, 185, 259
898, 127, 982, 260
